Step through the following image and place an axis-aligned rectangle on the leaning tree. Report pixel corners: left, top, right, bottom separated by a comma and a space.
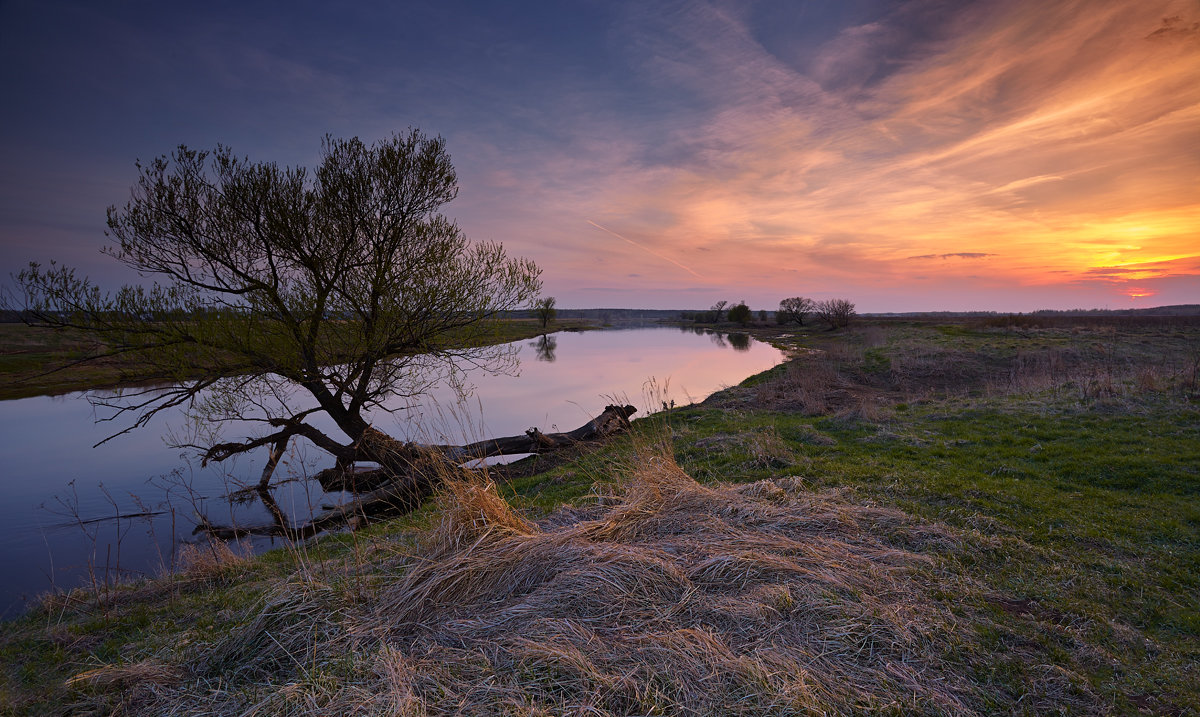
15, 131, 632, 536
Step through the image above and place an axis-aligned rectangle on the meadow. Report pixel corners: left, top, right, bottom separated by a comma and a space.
1, 316, 1197, 715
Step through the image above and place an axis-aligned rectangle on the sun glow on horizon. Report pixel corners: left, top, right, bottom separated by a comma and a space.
2, 0, 1197, 313
524, 0, 1200, 310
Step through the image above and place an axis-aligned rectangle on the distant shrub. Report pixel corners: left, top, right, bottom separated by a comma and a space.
815, 299, 855, 329
979, 314, 1041, 329
728, 303, 752, 325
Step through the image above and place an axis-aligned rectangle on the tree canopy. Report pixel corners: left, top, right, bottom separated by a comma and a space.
778, 297, 814, 325
727, 302, 752, 325
815, 299, 856, 329
534, 296, 557, 329
16, 131, 543, 497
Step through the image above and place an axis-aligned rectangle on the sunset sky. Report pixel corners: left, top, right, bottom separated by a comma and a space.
2, 0, 1197, 312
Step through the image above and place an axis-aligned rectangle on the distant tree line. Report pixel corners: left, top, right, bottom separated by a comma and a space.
775, 297, 856, 329
677, 296, 856, 330
680, 300, 755, 325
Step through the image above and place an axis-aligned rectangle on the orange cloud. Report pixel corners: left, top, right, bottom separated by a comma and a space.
542, 0, 1200, 307
453, 1, 1199, 310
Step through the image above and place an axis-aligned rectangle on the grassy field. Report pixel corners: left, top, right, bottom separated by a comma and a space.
0, 319, 587, 401
1, 317, 1197, 714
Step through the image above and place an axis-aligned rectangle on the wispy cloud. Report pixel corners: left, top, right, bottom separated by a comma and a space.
474, 0, 1200, 309
4, 0, 1196, 311
1080, 255, 1200, 281
586, 220, 705, 279
907, 253, 997, 261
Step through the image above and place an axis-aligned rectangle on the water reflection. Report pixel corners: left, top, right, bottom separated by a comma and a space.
530, 334, 557, 362
728, 333, 751, 351
0, 327, 783, 618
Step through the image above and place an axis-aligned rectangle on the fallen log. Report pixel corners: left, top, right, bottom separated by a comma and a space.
441, 403, 636, 462
196, 404, 636, 539
316, 404, 636, 492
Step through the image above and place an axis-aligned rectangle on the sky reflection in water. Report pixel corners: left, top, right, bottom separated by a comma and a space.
0, 327, 780, 618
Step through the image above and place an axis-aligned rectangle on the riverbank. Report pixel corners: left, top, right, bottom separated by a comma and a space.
0, 319, 595, 401
2, 317, 1197, 714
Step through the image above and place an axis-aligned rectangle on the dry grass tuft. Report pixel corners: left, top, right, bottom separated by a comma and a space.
64, 660, 182, 691
423, 476, 539, 556
358, 451, 980, 715
190, 577, 355, 687
858, 325, 889, 348
176, 538, 254, 582
116, 451, 1021, 715
983, 345, 1197, 401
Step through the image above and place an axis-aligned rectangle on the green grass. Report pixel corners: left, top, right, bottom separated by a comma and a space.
504, 319, 1200, 711
2, 318, 1198, 714
659, 321, 1199, 711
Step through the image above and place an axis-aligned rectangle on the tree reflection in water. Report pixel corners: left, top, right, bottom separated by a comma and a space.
728, 333, 751, 351
531, 334, 557, 362
4, 327, 785, 612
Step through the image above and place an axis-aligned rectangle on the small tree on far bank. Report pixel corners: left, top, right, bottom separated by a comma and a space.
728, 302, 752, 325
778, 297, 814, 325
534, 296, 557, 329
815, 299, 856, 329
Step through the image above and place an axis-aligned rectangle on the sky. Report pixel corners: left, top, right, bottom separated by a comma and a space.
1, 0, 1198, 312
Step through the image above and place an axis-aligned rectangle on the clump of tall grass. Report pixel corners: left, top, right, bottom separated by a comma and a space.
422, 477, 539, 556
49, 441, 1115, 715
175, 539, 254, 583
63, 660, 182, 712
858, 325, 889, 348
355, 451, 979, 715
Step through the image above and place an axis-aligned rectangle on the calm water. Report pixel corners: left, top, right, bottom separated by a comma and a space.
0, 327, 781, 618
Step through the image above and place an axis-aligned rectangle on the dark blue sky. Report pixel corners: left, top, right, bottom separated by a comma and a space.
3, 0, 1197, 310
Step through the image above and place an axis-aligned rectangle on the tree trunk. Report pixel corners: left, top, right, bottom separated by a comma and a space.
197, 404, 637, 539
314, 404, 635, 492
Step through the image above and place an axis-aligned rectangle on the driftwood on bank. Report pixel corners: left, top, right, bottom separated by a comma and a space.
314, 403, 637, 493
196, 404, 636, 540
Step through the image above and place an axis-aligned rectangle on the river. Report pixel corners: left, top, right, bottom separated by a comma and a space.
0, 326, 782, 618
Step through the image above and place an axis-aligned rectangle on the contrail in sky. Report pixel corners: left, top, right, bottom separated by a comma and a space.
586, 220, 705, 279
